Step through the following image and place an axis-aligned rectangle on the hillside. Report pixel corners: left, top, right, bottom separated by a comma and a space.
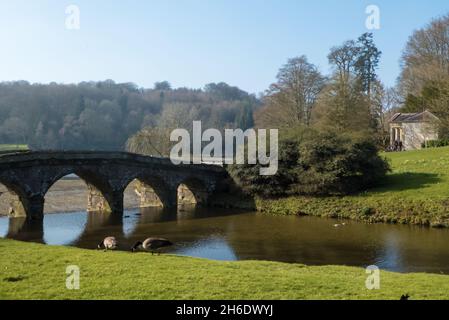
0, 81, 258, 151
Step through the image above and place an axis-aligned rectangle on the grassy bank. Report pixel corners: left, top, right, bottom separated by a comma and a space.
1, 238, 449, 300
256, 147, 449, 228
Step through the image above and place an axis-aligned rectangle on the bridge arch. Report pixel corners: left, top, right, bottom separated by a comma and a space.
44, 169, 115, 213
123, 175, 173, 208
0, 179, 27, 217
177, 177, 209, 206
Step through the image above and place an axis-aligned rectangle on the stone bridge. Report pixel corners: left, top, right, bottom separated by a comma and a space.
0, 151, 226, 220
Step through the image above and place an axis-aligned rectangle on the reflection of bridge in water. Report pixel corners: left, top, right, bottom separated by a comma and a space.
6, 217, 44, 243
4, 206, 241, 251
0, 151, 226, 220
4, 206, 403, 267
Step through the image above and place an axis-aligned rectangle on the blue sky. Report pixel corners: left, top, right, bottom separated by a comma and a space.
0, 0, 448, 94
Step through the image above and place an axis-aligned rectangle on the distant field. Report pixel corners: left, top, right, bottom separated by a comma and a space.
0, 144, 28, 152
258, 146, 449, 227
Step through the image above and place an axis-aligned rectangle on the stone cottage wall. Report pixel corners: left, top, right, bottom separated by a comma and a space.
403, 122, 438, 150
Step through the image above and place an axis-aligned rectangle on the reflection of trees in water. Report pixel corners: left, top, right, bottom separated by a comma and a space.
224, 216, 449, 272
223, 216, 381, 265
6, 218, 44, 243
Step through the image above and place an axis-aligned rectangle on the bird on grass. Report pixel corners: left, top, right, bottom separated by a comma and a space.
400, 294, 410, 300
97, 236, 118, 251
131, 238, 173, 255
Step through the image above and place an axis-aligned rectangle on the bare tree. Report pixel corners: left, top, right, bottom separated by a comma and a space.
370, 82, 401, 146
126, 127, 173, 157
256, 55, 326, 128
399, 13, 449, 98
312, 74, 372, 136
328, 40, 360, 86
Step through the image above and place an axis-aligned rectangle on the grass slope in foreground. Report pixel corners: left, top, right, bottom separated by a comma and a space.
257, 147, 449, 227
1, 238, 449, 300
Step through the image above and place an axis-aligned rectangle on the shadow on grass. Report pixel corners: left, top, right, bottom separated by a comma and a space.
370, 172, 441, 193
3, 276, 26, 282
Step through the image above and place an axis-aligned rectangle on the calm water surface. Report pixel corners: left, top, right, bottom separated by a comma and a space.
1, 207, 449, 274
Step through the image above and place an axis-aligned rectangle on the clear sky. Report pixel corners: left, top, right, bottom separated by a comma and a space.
0, 0, 448, 94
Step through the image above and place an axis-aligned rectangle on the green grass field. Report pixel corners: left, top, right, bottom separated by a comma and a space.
257, 147, 449, 227
1, 238, 448, 300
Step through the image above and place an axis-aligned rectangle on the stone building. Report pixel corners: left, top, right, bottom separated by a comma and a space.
389, 110, 439, 150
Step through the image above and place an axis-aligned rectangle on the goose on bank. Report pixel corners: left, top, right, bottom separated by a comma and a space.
98, 236, 118, 251
131, 238, 173, 255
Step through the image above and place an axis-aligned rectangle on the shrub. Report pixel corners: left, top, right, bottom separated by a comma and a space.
422, 139, 449, 148
227, 129, 390, 198
226, 138, 299, 198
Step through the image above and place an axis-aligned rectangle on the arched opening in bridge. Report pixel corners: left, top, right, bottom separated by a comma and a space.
0, 180, 26, 218
43, 173, 124, 247
177, 178, 208, 207
44, 173, 88, 214
44, 172, 113, 214
124, 177, 170, 208
0, 181, 25, 238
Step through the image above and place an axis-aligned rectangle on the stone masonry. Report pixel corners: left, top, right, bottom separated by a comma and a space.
0, 151, 226, 220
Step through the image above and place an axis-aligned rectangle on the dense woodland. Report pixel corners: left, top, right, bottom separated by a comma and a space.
0, 81, 257, 151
